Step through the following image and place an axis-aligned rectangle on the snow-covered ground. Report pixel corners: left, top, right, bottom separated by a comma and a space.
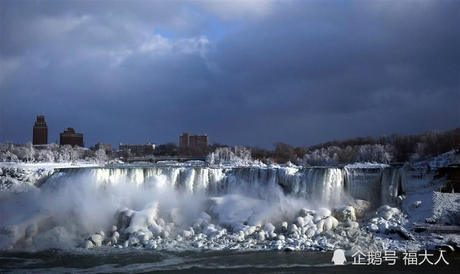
0, 161, 101, 169
344, 162, 390, 169
0, 161, 102, 192
411, 150, 460, 170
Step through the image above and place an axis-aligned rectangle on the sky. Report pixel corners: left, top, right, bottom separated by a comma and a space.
1, 0, 459, 148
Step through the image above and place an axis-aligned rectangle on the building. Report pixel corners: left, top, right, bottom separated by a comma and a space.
119, 143, 155, 156
60, 127, 84, 147
33, 115, 48, 145
179, 132, 209, 149
189, 135, 209, 148
179, 132, 190, 148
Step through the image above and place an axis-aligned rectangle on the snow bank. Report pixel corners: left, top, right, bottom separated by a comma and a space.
0, 162, 101, 192
206, 147, 265, 167
432, 192, 460, 225
344, 162, 390, 169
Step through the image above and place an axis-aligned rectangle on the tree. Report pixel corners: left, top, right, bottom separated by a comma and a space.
155, 143, 178, 156
273, 142, 296, 163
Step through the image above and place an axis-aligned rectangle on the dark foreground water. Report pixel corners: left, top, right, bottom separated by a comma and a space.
1, 249, 459, 273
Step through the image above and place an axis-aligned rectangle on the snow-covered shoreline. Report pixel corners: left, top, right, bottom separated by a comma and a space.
0, 161, 103, 169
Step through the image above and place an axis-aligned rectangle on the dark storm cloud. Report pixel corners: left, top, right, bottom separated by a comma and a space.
1, 0, 459, 148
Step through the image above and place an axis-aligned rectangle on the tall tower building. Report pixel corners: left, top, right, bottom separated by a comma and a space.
33, 115, 48, 145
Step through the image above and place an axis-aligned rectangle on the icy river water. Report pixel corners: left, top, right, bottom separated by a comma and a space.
1, 249, 459, 273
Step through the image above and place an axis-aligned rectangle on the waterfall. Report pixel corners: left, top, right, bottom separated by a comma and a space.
345, 166, 406, 207
381, 167, 406, 205
43, 165, 406, 208
0, 164, 408, 250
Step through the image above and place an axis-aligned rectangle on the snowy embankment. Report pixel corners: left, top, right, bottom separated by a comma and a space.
0, 162, 102, 192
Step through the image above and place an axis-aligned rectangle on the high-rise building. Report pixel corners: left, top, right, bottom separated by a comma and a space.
179, 132, 190, 148
60, 127, 84, 147
33, 115, 48, 145
189, 135, 209, 148
179, 132, 209, 148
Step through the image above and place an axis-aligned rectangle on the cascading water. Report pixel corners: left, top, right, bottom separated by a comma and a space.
0, 164, 407, 251
48, 166, 350, 205
344, 166, 406, 207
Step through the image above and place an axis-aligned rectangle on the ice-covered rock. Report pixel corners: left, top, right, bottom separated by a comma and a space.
269, 232, 277, 239
289, 223, 299, 234
84, 240, 94, 249
412, 201, 422, 208
182, 228, 195, 239
314, 208, 331, 223
110, 231, 120, 244
333, 206, 356, 222
344, 220, 359, 229
257, 231, 266, 241
298, 208, 315, 217
295, 216, 306, 227
350, 199, 371, 218
366, 205, 413, 240
263, 223, 275, 234
116, 208, 135, 230
125, 202, 159, 234
90, 233, 104, 247
137, 231, 153, 244
316, 216, 339, 233
128, 236, 140, 246
305, 227, 316, 238
376, 205, 401, 220
280, 221, 288, 233
236, 231, 245, 242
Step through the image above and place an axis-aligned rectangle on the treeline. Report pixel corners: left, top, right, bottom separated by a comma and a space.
0, 143, 111, 163
306, 127, 460, 163
237, 128, 458, 165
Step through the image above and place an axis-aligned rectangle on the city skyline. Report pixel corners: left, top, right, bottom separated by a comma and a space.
1, 0, 459, 148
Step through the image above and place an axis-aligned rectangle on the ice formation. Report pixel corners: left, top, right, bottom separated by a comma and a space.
0, 164, 453, 252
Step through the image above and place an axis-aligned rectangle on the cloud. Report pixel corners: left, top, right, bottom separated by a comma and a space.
0, 0, 459, 148
199, 0, 278, 19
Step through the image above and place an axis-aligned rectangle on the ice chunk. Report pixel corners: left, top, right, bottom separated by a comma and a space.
314, 208, 331, 222
90, 233, 104, 247
84, 240, 94, 249
111, 231, 120, 244
350, 199, 371, 219
125, 202, 159, 234
333, 206, 356, 222
264, 223, 275, 234
298, 208, 315, 217
257, 231, 266, 241
280, 221, 288, 233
